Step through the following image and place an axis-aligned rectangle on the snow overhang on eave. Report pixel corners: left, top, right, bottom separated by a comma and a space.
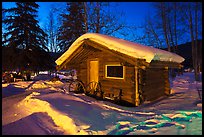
55, 33, 185, 69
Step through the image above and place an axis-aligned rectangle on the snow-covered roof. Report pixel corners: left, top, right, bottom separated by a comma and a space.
55, 33, 184, 66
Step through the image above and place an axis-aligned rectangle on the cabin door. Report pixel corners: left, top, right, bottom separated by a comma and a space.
89, 60, 99, 83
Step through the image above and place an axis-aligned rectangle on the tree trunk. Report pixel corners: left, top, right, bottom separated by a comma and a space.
194, 2, 199, 81
167, 12, 175, 53
96, 2, 100, 33
83, 2, 88, 33
161, 2, 171, 52
188, 3, 197, 81
173, 2, 178, 53
147, 14, 162, 48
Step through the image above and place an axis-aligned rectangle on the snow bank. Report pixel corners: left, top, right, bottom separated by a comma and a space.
101, 104, 155, 116
2, 72, 202, 135
25, 80, 64, 90
56, 33, 184, 66
2, 83, 9, 88
16, 92, 89, 135
107, 110, 202, 135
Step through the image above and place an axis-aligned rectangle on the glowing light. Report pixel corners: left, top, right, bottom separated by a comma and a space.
17, 92, 89, 135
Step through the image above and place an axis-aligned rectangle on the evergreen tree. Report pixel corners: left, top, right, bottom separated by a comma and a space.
57, 2, 86, 52
2, 2, 53, 71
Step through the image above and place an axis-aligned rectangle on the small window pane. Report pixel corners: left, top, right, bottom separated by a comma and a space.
107, 66, 123, 78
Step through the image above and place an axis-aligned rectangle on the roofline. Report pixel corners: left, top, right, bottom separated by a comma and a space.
55, 33, 185, 68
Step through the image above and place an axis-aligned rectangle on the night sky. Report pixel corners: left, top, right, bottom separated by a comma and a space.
2, 2, 154, 25
2, 2, 154, 38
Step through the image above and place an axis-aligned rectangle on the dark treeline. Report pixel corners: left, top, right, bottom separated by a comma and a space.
138, 2, 202, 81
2, 2, 54, 72
2, 2, 126, 72
2, 2, 202, 81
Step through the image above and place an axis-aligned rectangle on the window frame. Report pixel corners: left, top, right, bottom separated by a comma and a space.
105, 64, 125, 79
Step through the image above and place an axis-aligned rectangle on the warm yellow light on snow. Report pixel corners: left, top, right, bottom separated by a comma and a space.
17, 92, 89, 135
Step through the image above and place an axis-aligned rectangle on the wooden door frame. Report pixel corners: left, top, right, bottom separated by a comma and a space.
87, 58, 99, 84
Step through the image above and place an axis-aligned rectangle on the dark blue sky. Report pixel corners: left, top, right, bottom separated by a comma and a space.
2, 2, 154, 40
2, 2, 154, 26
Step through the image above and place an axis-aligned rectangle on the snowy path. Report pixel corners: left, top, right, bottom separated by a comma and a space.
2, 73, 202, 135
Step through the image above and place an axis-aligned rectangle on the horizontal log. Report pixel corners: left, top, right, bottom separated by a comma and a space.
100, 79, 129, 84
101, 83, 133, 90
144, 84, 165, 90
146, 72, 164, 74
144, 90, 165, 98
149, 60, 182, 69
125, 71, 135, 75
144, 88, 165, 94
102, 87, 134, 94
145, 76, 164, 80
145, 79, 165, 84
79, 70, 87, 74
101, 58, 123, 62
143, 87, 165, 95
144, 91, 165, 98
121, 96, 135, 104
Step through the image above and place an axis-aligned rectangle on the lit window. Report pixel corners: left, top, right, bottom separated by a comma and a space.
105, 65, 125, 79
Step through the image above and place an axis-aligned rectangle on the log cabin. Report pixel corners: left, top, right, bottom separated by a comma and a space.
55, 33, 185, 106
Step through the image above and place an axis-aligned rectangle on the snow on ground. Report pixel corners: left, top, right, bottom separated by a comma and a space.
2, 72, 202, 135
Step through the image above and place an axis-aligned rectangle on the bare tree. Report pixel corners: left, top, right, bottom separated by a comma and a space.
83, 2, 88, 33
43, 3, 66, 52
180, 2, 202, 81
141, 2, 172, 50
166, 3, 175, 52
173, 2, 178, 52
46, 7, 59, 53
147, 2, 184, 52
194, 2, 201, 80
95, 2, 100, 33
143, 13, 163, 48
160, 2, 171, 52
83, 2, 126, 36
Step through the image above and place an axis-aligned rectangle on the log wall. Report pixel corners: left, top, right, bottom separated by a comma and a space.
143, 68, 169, 101
77, 49, 136, 105
63, 44, 171, 106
